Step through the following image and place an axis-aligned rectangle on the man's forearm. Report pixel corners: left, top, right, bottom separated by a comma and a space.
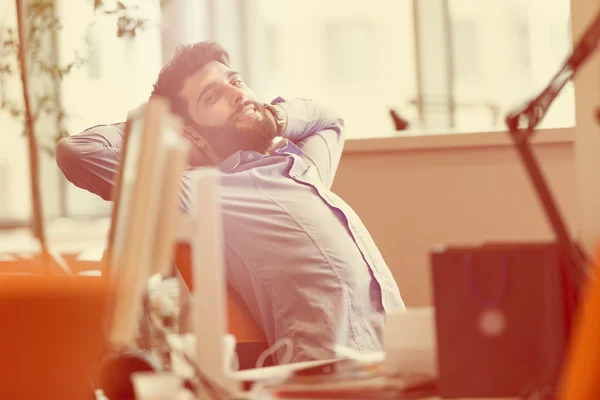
57, 122, 193, 211
268, 98, 346, 188
272, 98, 344, 144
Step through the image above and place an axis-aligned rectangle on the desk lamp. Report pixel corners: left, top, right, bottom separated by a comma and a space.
504, 8, 600, 399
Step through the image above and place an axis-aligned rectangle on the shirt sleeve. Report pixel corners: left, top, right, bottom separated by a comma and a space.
55, 123, 126, 201
274, 98, 346, 189
56, 122, 194, 211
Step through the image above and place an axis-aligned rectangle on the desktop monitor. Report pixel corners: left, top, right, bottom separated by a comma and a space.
105, 96, 188, 346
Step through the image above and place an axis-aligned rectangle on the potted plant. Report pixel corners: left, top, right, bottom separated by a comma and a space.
3, 0, 164, 273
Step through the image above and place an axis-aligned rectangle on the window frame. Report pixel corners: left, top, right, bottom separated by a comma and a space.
234, 0, 581, 149
46, 0, 593, 222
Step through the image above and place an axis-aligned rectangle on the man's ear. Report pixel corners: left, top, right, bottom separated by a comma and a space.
182, 125, 207, 147
182, 125, 222, 166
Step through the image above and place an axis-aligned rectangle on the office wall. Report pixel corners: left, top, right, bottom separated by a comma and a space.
333, 135, 577, 306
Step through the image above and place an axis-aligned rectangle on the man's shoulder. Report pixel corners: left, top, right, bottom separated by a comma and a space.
82, 122, 126, 133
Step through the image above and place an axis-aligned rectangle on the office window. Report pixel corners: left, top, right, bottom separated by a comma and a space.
249, 0, 418, 138
264, 24, 280, 75
324, 22, 376, 85
1, 0, 580, 222
84, 24, 103, 80
56, 0, 163, 217
511, 20, 532, 75
239, 0, 574, 136
0, 1, 48, 223
447, 0, 574, 131
452, 20, 480, 85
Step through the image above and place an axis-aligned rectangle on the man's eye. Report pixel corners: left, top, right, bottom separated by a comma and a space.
232, 79, 242, 86
205, 94, 216, 103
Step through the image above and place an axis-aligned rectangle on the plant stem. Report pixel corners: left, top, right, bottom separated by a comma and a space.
15, 0, 50, 274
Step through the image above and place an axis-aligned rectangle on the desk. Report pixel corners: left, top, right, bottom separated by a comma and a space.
0, 251, 101, 274
423, 398, 516, 400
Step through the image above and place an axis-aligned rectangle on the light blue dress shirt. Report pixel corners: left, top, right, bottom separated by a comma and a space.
56, 98, 405, 363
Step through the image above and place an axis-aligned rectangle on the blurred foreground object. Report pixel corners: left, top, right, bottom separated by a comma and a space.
98, 97, 187, 399
0, 275, 109, 400
558, 244, 600, 399
504, 6, 600, 399
504, 7, 600, 287
432, 243, 573, 398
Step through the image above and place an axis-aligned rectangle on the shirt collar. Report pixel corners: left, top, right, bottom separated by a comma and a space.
219, 150, 266, 172
218, 142, 305, 173
219, 151, 243, 172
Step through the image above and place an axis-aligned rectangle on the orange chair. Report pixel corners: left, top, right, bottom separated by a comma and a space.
174, 242, 267, 343
174, 243, 271, 369
0, 272, 108, 400
557, 244, 600, 399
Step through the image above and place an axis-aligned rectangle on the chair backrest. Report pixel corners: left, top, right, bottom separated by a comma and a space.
172, 198, 267, 344
173, 242, 267, 343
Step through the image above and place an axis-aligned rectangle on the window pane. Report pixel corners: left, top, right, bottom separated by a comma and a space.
251, 0, 418, 139
324, 22, 377, 84
448, 0, 575, 131
248, 0, 574, 137
56, 0, 163, 217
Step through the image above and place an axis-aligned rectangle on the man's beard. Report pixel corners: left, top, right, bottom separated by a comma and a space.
195, 101, 278, 161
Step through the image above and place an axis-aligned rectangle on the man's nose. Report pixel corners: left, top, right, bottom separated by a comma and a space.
229, 85, 246, 106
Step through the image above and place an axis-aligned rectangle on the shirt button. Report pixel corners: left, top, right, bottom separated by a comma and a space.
246, 154, 254, 161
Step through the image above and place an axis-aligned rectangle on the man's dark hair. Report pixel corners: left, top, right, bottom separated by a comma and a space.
151, 41, 230, 122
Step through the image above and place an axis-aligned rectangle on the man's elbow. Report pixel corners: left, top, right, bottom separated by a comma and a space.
56, 135, 100, 184
334, 117, 346, 137
322, 104, 345, 137
55, 137, 80, 180
313, 101, 343, 133
326, 114, 346, 145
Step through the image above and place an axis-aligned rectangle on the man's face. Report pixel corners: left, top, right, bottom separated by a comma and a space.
178, 61, 277, 160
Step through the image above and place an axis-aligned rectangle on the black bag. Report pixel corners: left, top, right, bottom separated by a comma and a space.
431, 242, 577, 398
